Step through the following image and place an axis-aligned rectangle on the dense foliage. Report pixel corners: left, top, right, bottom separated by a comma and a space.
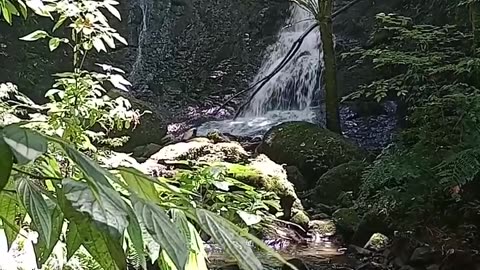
344, 1, 480, 225
0, 1, 293, 270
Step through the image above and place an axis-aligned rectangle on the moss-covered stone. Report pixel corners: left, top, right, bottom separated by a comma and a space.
364, 233, 389, 251
332, 208, 360, 234
258, 121, 365, 186
309, 219, 336, 236
313, 161, 367, 205
291, 211, 310, 229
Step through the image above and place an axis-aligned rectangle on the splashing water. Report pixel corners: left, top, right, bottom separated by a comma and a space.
197, 5, 322, 137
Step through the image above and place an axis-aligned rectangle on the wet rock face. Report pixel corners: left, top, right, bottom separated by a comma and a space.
0, 0, 289, 124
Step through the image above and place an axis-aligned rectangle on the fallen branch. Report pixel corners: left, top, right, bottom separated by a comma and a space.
216, 0, 365, 118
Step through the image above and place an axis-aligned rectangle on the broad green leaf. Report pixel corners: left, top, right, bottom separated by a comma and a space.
62, 178, 128, 236
0, 192, 23, 248
158, 250, 176, 270
117, 167, 187, 196
2, 125, 47, 165
65, 222, 82, 260
5, 0, 19, 16
195, 209, 263, 270
19, 30, 48, 41
119, 167, 159, 201
34, 200, 63, 265
59, 189, 126, 270
48, 37, 60, 51
126, 204, 147, 270
61, 144, 112, 186
73, 218, 126, 270
0, 139, 13, 191
133, 197, 188, 270
16, 178, 53, 246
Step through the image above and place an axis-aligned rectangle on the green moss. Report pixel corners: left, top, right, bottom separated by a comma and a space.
313, 161, 366, 204
291, 211, 310, 228
227, 163, 289, 196
258, 121, 365, 185
309, 220, 336, 236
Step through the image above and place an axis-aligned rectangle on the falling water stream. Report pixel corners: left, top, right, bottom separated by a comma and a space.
197, 5, 322, 137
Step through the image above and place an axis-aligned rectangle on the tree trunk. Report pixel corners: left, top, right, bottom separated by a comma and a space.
318, 0, 341, 133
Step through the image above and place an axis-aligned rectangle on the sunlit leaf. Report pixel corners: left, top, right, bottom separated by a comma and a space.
92, 37, 106, 52
48, 37, 61, 51
62, 178, 128, 236
118, 167, 159, 201
195, 209, 263, 270
104, 3, 121, 20
237, 210, 262, 226
2, 125, 48, 165
133, 197, 188, 270
19, 30, 48, 41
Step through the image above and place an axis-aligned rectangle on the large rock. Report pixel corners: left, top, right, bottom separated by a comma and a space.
312, 161, 367, 204
143, 137, 307, 224
258, 121, 365, 185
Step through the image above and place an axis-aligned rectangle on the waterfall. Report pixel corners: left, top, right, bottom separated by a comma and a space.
244, 6, 321, 117
198, 4, 323, 137
128, 0, 151, 85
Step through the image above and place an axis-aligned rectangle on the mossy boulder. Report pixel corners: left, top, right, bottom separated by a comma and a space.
309, 219, 336, 237
225, 154, 306, 222
312, 161, 367, 205
258, 121, 364, 186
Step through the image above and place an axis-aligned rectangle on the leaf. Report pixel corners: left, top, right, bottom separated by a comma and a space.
5, 0, 19, 16
19, 30, 48, 41
59, 189, 126, 270
92, 37, 106, 52
16, 177, 53, 246
62, 178, 128, 237
48, 37, 61, 51
104, 3, 121, 20
109, 74, 131, 91
34, 200, 63, 265
65, 221, 82, 260
119, 167, 159, 201
61, 144, 112, 186
52, 15, 67, 32
2, 5, 12, 25
2, 125, 48, 165
0, 139, 13, 191
0, 192, 23, 248
237, 210, 262, 226
17, 0, 27, 18
112, 33, 128, 45
133, 197, 188, 270
194, 209, 263, 270
126, 204, 147, 270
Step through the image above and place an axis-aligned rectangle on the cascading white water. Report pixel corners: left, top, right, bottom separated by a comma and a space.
197, 5, 323, 137
244, 6, 321, 117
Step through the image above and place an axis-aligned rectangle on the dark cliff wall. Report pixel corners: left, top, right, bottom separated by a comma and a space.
0, 0, 289, 122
